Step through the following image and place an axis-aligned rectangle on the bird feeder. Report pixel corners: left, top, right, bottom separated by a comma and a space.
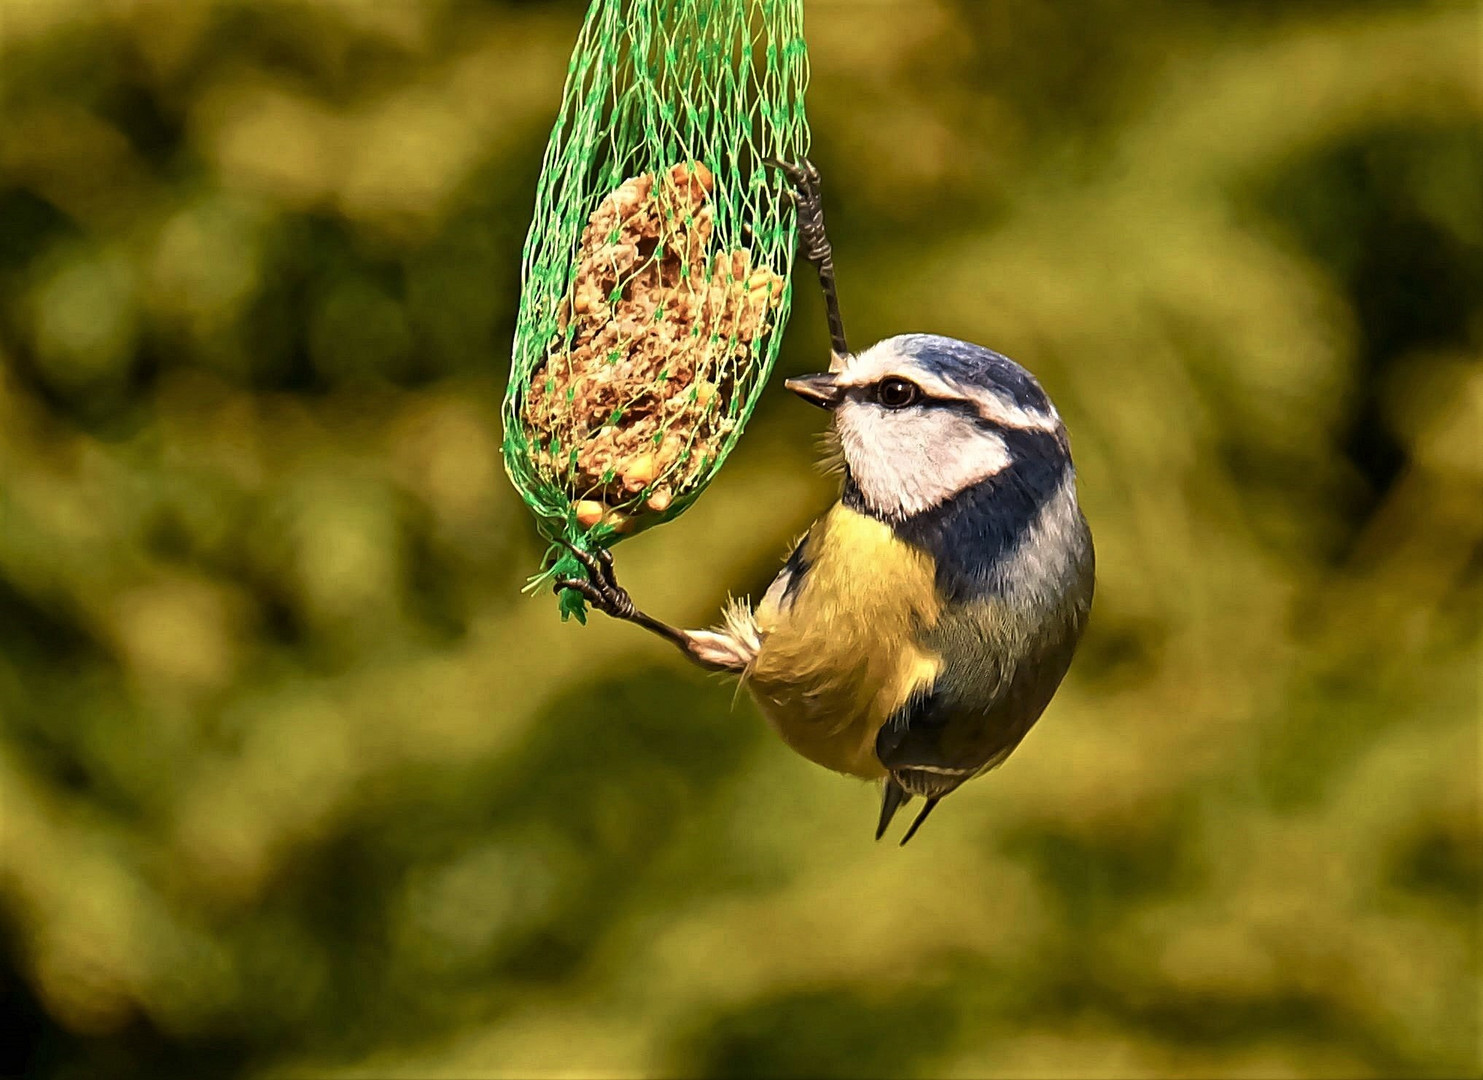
502, 0, 811, 618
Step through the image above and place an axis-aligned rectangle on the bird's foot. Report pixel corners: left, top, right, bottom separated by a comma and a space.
551, 536, 711, 663
551, 538, 636, 620
765, 157, 831, 268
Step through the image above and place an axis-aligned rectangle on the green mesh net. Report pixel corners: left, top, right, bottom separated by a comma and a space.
502, 0, 810, 619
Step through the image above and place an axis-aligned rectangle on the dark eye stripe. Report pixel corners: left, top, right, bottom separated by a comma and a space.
855, 381, 1046, 436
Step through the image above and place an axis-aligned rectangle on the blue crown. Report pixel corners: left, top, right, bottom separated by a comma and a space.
886, 334, 1048, 413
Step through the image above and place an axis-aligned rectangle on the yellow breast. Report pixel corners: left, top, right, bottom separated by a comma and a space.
747, 504, 943, 778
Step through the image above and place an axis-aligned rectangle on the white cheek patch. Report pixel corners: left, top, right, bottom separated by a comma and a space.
836, 401, 1011, 519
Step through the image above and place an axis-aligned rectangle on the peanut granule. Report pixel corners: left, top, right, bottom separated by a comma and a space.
521, 162, 785, 530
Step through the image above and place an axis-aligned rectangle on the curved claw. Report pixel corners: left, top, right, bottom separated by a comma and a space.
551, 535, 618, 590
553, 576, 600, 603
762, 156, 820, 192
553, 574, 634, 620
591, 545, 617, 587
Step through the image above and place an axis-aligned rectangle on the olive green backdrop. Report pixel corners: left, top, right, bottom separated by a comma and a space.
0, 1, 1477, 1078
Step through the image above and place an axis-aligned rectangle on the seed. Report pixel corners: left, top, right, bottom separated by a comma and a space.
746, 269, 776, 296
575, 501, 605, 528
621, 453, 656, 491
573, 280, 605, 314
646, 487, 673, 513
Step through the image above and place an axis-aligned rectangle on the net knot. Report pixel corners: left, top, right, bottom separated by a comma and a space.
551, 543, 590, 622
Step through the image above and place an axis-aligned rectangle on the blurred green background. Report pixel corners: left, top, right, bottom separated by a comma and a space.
1, 1, 1478, 1077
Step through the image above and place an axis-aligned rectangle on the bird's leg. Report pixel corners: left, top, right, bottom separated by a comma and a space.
768, 158, 849, 363
551, 539, 747, 672
552, 539, 689, 650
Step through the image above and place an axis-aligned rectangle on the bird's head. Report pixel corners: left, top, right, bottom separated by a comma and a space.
786, 333, 1069, 521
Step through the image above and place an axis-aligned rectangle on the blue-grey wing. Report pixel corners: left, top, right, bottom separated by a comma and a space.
877, 612, 1083, 785
758, 530, 812, 619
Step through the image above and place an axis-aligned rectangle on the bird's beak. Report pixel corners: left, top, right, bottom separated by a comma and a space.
785, 372, 844, 410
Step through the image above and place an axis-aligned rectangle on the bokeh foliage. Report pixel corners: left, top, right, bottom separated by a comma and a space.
0, 1, 1478, 1078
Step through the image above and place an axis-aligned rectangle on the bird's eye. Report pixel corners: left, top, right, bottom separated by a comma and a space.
875, 377, 921, 409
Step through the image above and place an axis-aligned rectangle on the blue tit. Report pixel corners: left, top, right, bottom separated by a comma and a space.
555, 160, 1093, 844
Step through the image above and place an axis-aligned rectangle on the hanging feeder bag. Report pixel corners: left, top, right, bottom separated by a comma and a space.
502, 0, 810, 618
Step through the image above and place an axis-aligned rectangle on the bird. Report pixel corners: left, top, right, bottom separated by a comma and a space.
553, 160, 1094, 844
